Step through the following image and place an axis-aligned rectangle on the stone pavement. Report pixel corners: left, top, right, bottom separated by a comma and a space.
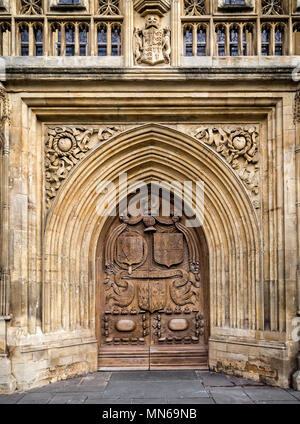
1, 370, 300, 404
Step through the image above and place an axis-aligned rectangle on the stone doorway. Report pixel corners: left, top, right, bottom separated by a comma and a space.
96, 191, 209, 370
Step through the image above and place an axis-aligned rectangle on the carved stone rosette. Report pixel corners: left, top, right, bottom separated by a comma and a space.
45, 125, 122, 209
190, 125, 260, 206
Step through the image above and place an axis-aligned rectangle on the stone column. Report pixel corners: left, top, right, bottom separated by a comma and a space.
124, 0, 134, 67
293, 90, 300, 391
0, 84, 10, 322
171, 0, 181, 66
0, 84, 14, 394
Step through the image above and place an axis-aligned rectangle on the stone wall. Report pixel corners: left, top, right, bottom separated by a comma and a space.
0, 66, 299, 392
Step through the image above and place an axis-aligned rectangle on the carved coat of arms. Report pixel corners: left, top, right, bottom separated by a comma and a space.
134, 14, 171, 66
153, 233, 184, 267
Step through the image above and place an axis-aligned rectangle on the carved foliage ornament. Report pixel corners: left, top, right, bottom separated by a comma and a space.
20, 0, 43, 15
134, 14, 171, 66
45, 125, 122, 209
191, 125, 259, 198
0, 86, 9, 129
98, 0, 121, 15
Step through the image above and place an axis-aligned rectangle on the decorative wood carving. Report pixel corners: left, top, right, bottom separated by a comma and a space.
99, 201, 207, 367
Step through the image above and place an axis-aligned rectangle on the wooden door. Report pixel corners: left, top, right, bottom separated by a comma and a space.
97, 212, 208, 370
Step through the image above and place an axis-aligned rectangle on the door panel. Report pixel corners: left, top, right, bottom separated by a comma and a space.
97, 212, 208, 369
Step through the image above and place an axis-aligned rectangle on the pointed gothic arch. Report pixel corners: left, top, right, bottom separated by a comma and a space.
43, 124, 262, 361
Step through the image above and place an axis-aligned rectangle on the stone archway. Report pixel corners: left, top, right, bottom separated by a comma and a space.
43, 123, 260, 371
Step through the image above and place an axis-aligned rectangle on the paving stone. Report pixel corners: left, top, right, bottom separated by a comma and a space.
167, 398, 215, 404
80, 372, 111, 384
49, 393, 88, 404
209, 387, 254, 404
0, 393, 25, 404
85, 398, 133, 404
287, 389, 300, 400
17, 393, 54, 404
53, 383, 108, 393
133, 398, 168, 404
102, 380, 208, 399
244, 387, 297, 402
255, 400, 300, 404
227, 375, 264, 386
109, 370, 197, 382
2, 371, 300, 404
197, 371, 234, 387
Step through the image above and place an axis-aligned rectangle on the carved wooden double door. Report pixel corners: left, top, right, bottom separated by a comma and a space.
97, 214, 208, 369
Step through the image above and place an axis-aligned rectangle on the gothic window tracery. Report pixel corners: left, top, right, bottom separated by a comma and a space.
79, 23, 89, 56
225, 0, 246, 4
184, 0, 206, 16
261, 0, 284, 15
229, 25, 239, 56
183, 25, 193, 56
0, 22, 10, 56
0, 1, 297, 59
216, 25, 226, 56
183, 23, 208, 56
20, 0, 43, 15
293, 23, 300, 55
274, 24, 284, 56
197, 25, 207, 56
33, 23, 43, 56
65, 24, 75, 56
98, 0, 121, 16
19, 23, 29, 56
111, 23, 121, 56
97, 23, 108, 55
261, 25, 270, 55
243, 24, 253, 56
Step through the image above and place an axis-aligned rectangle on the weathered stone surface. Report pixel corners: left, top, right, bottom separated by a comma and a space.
0, 0, 299, 395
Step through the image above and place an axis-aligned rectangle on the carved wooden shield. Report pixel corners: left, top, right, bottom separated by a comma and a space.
116, 232, 145, 267
153, 233, 184, 268
138, 280, 166, 313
